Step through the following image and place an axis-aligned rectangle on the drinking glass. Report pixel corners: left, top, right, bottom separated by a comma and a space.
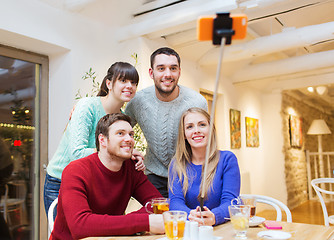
231, 196, 256, 218
145, 197, 170, 214
163, 211, 187, 240
228, 205, 250, 239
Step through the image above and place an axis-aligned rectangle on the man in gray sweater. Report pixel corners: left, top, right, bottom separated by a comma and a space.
125, 47, 208, 197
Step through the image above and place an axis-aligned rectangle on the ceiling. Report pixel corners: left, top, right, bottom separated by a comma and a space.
33, 0, 334, 115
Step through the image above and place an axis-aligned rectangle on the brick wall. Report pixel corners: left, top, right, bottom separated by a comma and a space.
281, 92, 334, 209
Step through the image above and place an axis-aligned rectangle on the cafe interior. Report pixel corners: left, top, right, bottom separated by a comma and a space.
1, 0, 334, 239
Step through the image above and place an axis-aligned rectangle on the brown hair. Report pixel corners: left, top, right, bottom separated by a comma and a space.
97, 62, 139, 96
95, 113, 132, 151
150, 47, 181, 69
169, 107, 219, 200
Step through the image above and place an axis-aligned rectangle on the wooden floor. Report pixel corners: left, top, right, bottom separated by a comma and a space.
257, 200, 334, 225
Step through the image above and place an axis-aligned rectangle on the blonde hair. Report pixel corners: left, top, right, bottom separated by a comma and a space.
169, 107, 219, 200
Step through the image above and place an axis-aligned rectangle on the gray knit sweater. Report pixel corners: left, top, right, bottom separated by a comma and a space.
125, 85, 208, 178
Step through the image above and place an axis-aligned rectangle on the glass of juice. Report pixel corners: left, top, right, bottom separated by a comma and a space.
145, 197, 170, 214
229, 205, 250, 239
163, 211, 187, 240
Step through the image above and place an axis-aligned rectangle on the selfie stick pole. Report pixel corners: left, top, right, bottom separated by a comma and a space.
199, 37, 226, 210
199, 12, 237, 209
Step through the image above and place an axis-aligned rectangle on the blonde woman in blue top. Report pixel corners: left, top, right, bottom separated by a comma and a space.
44, 62, 143, 215
168, 107, 241, 226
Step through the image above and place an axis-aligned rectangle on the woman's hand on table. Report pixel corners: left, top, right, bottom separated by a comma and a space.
149, 214, 165, 234
132, 149, 146, 172
189, 206, 216, 226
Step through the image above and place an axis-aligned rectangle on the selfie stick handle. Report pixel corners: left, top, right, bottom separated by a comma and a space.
200, 37, 226, 210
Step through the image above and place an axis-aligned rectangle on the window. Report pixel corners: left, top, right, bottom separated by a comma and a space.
0, 44, 48, 239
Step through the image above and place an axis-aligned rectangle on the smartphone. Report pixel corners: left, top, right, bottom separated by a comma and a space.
197, 13, 247, 43
264, 220, 283, 229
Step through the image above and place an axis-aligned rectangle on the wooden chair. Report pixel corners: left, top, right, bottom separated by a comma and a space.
241, 194, 292, 222
311, 178, 334, 226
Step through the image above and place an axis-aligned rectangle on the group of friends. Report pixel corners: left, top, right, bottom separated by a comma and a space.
45, 47, 241, 240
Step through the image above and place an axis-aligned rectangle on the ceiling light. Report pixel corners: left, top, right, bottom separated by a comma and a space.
307, 87, 314, 93
316, 86, 327, 95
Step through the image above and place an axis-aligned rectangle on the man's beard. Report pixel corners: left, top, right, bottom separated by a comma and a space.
156, 84, 177, 97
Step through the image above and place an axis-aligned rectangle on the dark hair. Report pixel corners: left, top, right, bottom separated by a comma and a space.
150, 47, 181, 68
97, 62, 139, 96
95, 113, 132, 151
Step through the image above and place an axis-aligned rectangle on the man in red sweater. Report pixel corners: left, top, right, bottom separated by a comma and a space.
50, 113, 165, 240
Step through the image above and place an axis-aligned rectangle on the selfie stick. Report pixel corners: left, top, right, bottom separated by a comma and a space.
199, 13, 237, 211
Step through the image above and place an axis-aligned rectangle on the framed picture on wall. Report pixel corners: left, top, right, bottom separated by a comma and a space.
230, 109, 241, 149
289, 115, 303, 148
245, 117, 259, 147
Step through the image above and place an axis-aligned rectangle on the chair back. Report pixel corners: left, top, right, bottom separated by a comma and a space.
0, 184, 9, 222
311, 178, 334, 226
48, 197, 58, 235
241, 194, 292, 222
0, 181, 27, 226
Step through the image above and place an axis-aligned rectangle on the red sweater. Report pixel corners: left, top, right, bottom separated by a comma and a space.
51, 153, 162, 240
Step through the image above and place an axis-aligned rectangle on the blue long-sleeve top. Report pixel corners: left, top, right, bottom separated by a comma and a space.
168, 150, 241, 225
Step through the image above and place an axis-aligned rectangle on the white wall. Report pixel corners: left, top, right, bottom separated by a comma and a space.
0, 0, 129, 158
260, 92, 286, 201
